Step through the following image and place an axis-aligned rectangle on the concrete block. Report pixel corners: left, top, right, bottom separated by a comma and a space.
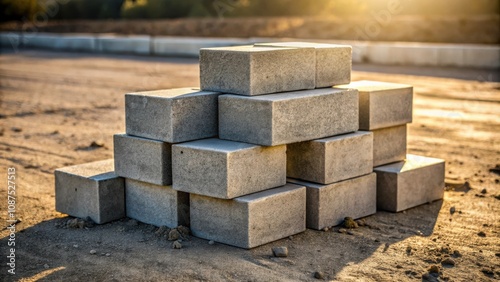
200, 45, 315, 96
125, 179, 189, 227
219, 88, 359, 146
0, 32, 20, 49
287, 131, 373, 184
96, 35, 150, 55
287, 173, 376, 230
371, 125, 407, 167
374, 154, 445, 212
190, 184, 306, 249
336, 80, 413, 130
55, 159, 125, 224
255, 42, 351, 87
172, 138, 286, 199
126, 88, 221, 143
114, 134, 172, 185
153, 37, 250, 57
463, 45, 500, 69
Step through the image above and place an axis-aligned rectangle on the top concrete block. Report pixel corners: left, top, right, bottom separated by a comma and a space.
126, 88, 221, 143
255, 42, 352, 87
336, 80, 413, 130
200, 45, 316, 96
219, 88, 359, 146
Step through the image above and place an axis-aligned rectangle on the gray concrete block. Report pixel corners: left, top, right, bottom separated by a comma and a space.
126, 88, 221, 143
287, 173, 376, 230
55, 159, 125, 224
254, 42, 351, 87
190, 184, 306, 249
96, 35, 150, 55
336, 80, 413, 130
172, 138, 286, 199
114, 134, 172, 185
374, 154, 445, 212
200, 45, 315, 96
287, 131, 373, 184
371, 125, 407, 167
219, 88, 359, 146
125, 179, 189, 227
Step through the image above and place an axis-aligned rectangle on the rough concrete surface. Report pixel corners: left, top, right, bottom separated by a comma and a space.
172, 138, 286, 199
125, 88, 220, 143
200, 45, 315, 95
219, 88, 359, 146
287, 131, 373, 184
288, 173, 376, 230
374, 154, 445, 212
55, 159, 125, 224
190, 184, 306, 249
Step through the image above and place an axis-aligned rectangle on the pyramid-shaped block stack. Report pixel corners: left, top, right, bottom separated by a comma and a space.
55, 42, 445, 249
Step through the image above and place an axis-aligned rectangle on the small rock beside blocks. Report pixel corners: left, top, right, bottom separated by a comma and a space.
190, 184, 306, 249
374, 154, 445, 212
55, 159, 125, 224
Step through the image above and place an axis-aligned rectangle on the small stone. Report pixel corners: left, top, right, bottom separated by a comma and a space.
11, 127, 22, 132
127, 219, 139, 226
347, 230, 354, 235
208, 240, 215, 245
452, 250, 462, 257
73, 244, 79, 248
355, 219, 366, 226
428, 265, 440, 274
43, 264, 49, 269
90, 140, 105, 148
105, 253, 111, 257
478, 231, 486, 237
323, 227, 329, 232
441, 258, 455, 266
155, 226, 169, 236
338, 228, 347, 234
450, 206, 456, 215
480, 188, 487, 194
396, 265, 403, 269
288, 236, 293, 240
172, 240, 182, 249
168, 229, 181, 241
177, 225, 190, 237
313, 271, 325, 279
343, 217, 358, 229
90, 250, 97, 255
272, 246, 288, 257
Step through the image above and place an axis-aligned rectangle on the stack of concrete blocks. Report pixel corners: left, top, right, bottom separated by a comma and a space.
194, 42, 378, 244
54, 41, 445, 249
335, 81, 445, 212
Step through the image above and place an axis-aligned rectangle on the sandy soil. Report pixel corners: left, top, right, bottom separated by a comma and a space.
0, 49, 499, 282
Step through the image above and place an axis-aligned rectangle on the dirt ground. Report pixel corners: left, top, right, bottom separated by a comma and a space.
0, 48, 499, 282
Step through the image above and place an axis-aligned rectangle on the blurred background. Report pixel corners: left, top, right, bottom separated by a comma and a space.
1, 0, 499, 44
